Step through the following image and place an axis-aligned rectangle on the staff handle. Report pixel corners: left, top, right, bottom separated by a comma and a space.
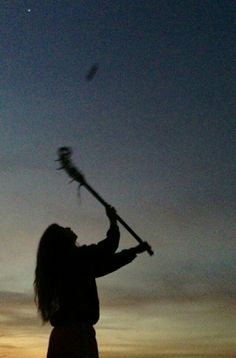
82, 180, 154, 256
57, 147, 154, 256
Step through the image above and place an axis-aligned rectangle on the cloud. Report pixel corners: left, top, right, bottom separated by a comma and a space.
98, 262, 236, 310
0, 291, 38, 330
0, 291, 50, 357
0, 287, 235, 357
102, 287, 235, 312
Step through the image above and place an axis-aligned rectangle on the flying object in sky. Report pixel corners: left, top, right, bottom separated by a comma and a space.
86, 63, 99, 81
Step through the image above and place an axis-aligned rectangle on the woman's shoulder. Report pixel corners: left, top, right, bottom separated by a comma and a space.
74, 244, 98, 259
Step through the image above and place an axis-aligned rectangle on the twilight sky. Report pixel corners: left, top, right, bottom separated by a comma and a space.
0, 1, 235, 357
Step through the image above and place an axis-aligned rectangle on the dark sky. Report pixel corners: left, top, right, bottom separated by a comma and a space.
0, 1, 235, 357
1, 1, 235, 202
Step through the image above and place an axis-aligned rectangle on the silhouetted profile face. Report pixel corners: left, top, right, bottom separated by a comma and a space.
36, 224, 78, 263
62, 227, 77, 245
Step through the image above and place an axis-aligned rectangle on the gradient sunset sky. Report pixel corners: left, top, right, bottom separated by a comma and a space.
0, 1, 235, 357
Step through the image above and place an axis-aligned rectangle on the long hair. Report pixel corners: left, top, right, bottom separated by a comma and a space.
34, 224, 75, 322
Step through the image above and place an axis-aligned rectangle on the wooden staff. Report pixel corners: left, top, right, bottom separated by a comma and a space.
57, 147, 154, 256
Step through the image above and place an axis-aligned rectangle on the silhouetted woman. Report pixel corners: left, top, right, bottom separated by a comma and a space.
34, 207, 149, 358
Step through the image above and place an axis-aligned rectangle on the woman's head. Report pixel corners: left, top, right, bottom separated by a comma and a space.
34, 224, 77, 322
